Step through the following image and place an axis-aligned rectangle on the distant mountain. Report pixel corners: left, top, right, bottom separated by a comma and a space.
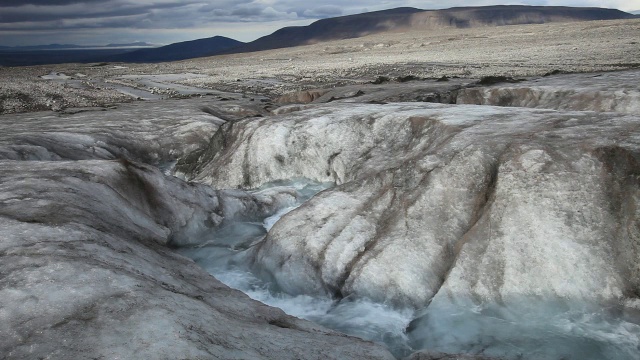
0, 42, 160, 66
0, 44, 85, 51
409, 5, 637, 28
0, 42, 157, 52
630, 10, 640, 15
104, 42, 156, 48
0, 49, 143, 67
102, 36, 244, 63
224, 7, 423, 54
224, 5, 637, 54
1, 5, 636, 66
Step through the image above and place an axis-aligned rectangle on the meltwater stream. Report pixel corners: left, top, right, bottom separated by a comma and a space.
177, 179, 640, 360
176, 179, 415, 357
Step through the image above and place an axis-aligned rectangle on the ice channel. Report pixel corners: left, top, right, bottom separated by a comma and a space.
176, 179, 640, 360
176, 179, 415, 357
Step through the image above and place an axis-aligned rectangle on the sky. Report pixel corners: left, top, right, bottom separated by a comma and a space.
0, 0, 638, 47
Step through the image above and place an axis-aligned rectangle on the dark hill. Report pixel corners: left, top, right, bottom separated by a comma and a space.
0, 49, 146, 67
105, 42, 156, 48
227, 7, 423, 54
103, 36, 244, 63
225, 5, 636, 55
409, 5, 637, 28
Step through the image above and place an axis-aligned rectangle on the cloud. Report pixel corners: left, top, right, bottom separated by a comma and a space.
262, 7, 298, 20
302, 5, 344, 18
231, 4, 265, 17
0, 0, 373, 31
0, 1, 197, 24
0, 0, 103, 6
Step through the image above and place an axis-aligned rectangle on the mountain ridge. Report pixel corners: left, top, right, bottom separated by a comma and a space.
0, 5, 636, 66
0, 42, 157, 51
102, 36, 243, 63
224, 5, 636, 55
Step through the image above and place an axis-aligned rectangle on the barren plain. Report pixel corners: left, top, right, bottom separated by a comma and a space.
1, 18, 639, 114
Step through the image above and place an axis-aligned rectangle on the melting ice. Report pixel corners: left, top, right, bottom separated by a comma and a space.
177, 178, 640, 359
177, 178, 415, 357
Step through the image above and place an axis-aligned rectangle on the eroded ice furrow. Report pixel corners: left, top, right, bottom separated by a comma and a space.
179, 100, 640, 359
176, 179, 417, 358
456, 70, 640, 115
176, 176, 640, 360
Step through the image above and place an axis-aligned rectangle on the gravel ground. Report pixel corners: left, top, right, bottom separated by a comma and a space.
1, 18, 638, 114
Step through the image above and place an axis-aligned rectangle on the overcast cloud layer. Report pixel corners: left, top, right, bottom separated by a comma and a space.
0, 0, 638, 46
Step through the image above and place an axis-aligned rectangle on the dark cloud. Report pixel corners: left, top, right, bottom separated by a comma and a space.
0, 0, 104, 6
231, 5, 265, 17
1, 7, 147, 23
301, 5, 343, 18
0, 0, 370, 29
0, 1, 200, 28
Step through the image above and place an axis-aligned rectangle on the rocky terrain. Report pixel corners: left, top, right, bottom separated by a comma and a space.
1, 18, 639, 114
1, 15, 640, 360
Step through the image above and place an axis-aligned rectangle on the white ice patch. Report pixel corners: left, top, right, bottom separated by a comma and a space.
41, 72, 70, 80
258, 178, 333, 231
263, 205, 298, 231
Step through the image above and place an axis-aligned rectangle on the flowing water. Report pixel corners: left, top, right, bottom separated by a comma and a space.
177, 179, 416, 357
177, 178, 640, 360
408, 298, 640, 360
